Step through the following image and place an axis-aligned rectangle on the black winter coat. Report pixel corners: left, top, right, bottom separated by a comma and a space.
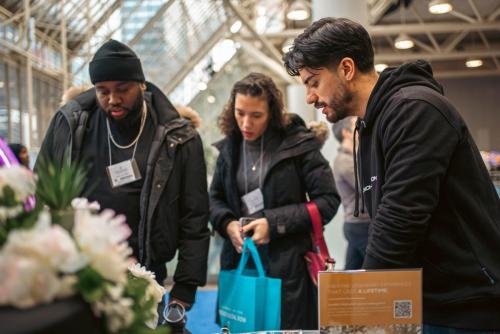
36, 82, 210, 304
359, 60, 500, 329
210, 116, 340, 330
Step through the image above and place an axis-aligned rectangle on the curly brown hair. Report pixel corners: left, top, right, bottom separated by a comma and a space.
218, 72, 289, 137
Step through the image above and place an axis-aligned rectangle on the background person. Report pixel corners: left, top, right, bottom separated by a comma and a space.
332, 117, 370, 270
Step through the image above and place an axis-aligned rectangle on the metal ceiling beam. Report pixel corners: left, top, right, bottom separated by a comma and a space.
238, 39, 295, 84
48, 0, 87, 39
410, 7, 440, 52
163, 22, 228, 94
488, 5, 500, 21
67, 0, 113, 42
128, 0, 175, 46
375, 49, 500, 62
264, 22, 500, 39
36, 0, 61, 25
224, 0, 283, 65
71, 0, 123, 51
468, 0, 483, 22
411, 37, 435, 54
71, 0, 146, 76
2, 0, 46, 25
443, 31, 469, 53
434, 69, 500, 79
450, 10, 476, 24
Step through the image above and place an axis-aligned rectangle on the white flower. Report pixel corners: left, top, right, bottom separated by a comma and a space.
73, 209, 132, 284
0, 165, 36, 200
71, 198, 100, 211
56, 275, 78, 299
0, 205, 23, 221
0, 254, 61, 308
2, 211, 87, 273
128, 263, 165, 329
92, 286, 134, 333
128, 262, 165, 303
128, 263, 156, 282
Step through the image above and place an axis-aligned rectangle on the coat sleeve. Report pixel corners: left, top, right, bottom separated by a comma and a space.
34, 111, 69, 172
209, 154, 237, 239
362, 100, 460, 269
170, 133, 211, 304
264, 149, 341, 239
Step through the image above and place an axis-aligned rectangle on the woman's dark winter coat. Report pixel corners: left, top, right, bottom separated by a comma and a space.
210, 115, 340, 329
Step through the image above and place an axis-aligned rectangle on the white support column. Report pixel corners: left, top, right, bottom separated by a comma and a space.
286, 84, 315, 123
24, 0, 34, 148
312, 0, 369, 25
61, 0, 69, 91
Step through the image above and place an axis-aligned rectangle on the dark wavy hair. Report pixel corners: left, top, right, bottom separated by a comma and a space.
283, 17, 374, 76
218, 72, 288, 137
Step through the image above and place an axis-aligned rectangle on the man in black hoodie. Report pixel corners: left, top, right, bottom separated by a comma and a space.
284, 17, 500, 332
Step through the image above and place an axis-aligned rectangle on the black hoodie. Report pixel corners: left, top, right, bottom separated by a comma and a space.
357, 60, 500, 329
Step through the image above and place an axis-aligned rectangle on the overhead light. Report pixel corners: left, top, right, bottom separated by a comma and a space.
394, 33, 414, 49
465, 58, 483, 68
197, 82, 207, 91
281, 38, 294, 53
207, 95, 216, 104
429, 0, 453, 15
230, 20, 242, 34
375, 63, 388, 72
287, 0, 309, 21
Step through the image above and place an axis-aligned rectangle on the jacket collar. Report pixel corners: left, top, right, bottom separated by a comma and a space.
213, 118, 321, 166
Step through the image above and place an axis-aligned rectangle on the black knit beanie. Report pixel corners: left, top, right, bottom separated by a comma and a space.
89, 39, 145, 84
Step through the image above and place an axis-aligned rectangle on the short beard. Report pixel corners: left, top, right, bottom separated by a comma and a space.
108, 89, 144, 132
327, 83, 353, 122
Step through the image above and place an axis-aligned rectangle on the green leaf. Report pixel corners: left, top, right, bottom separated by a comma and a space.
35, 152, 87, 212
74, 267, 107, 304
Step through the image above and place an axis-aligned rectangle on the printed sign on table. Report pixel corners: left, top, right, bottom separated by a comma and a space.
319, 269, 422, 333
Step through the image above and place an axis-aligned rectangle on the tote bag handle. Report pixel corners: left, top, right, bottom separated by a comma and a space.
236, 238, 265, 277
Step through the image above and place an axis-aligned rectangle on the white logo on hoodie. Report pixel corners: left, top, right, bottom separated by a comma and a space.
363, 176, 378, 193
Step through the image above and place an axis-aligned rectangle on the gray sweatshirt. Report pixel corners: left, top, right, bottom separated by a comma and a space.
333, 144, 371, 224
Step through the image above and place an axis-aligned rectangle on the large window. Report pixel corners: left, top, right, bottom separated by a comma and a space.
0, 58, 62, 147
0, 61, 7, 140
8, 64, 21, 143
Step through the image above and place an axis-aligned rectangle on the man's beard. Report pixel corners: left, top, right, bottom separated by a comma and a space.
107, 90, 144, 134
326, 83, 353, 123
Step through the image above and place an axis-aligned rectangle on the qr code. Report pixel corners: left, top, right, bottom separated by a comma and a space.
393, 300, 412, 319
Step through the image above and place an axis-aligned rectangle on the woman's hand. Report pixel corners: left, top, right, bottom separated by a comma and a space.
241, 218, 270, 245
226, 220, 244, 253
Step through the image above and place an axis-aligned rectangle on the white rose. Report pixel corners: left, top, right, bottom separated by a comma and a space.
93, 291, 134, 333
73, 209, 132, 284
3, 211, 87, 273
128, 263, 165, 329
0, 254, 61, 308
71, 198, 100, 211
0, 165, 36, 200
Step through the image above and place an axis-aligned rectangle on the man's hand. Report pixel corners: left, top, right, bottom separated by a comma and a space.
241, 218, 270, 245
226, 220, 244, 253
168, 297, 191, 310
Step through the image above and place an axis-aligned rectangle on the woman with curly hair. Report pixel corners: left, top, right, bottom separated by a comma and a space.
210, 72, 340, 330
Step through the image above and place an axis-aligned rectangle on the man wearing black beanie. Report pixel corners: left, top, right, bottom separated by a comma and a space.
37, 39, 210, 322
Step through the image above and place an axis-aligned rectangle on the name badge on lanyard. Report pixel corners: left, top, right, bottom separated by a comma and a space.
106, 159, 142, 188
241, 188, 264, 215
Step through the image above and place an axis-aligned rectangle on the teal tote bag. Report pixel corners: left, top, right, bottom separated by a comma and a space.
217, 238, 281, 332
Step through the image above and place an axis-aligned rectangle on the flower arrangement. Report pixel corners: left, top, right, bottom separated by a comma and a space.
0, 163, 167, 334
